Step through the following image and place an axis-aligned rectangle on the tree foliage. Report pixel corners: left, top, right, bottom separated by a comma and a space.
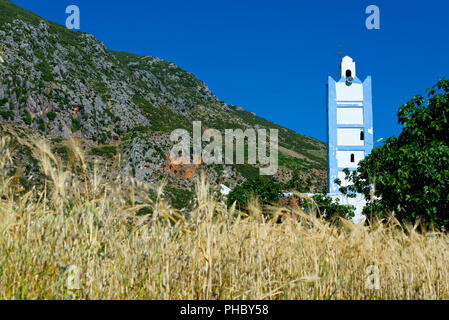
227, 173, 354, 221
283, 173, 354, 220
227, 176, 281, 209
341, 79, 449, 228
307, 191, 355, 221
283, 172, 312, 193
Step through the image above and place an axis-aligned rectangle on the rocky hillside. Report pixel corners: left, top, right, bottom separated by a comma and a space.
0, 0, 327, 206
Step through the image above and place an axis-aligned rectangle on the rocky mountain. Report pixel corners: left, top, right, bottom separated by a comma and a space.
0, 0, 327, 207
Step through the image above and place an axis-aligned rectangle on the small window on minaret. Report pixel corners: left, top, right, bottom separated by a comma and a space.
350, 154, 355, 163
346, 70, 352, 77
360, 131, 365, 141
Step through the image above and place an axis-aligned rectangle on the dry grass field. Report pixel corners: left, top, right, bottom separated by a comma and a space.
0, 136, 448, 300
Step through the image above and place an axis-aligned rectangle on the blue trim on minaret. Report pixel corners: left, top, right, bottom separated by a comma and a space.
363, 76, 374, 156
327, 77, 338, 193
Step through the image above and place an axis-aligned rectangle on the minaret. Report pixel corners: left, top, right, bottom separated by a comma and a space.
327, 56, 374, 193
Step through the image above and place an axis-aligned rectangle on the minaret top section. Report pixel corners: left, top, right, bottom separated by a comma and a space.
340, 56, 356, 79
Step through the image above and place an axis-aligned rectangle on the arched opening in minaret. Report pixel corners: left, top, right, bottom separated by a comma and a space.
360, 131, 365, 141
346, 70, 352, 77
350, 154, 355, 163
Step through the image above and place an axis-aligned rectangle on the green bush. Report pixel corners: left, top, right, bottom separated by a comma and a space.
282, 173, 354, 220
37, 118, 45, 131
227, 176, 281, 210
35, 62, 54, 82
71, 118, 82, 132
305, 191, 355, 221
0, 110, 14, 120
22, 112, 32, 125
228, 174, 354, 221
90, 146, 117, 159
166, 187, 194, 210
47, 112, 57, 121
341, 79, 449, 228
282, 172, 312, 193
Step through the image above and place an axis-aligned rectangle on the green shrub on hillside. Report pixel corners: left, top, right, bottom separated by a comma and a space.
0, 110, 14, 120
36, 118, 45, 131
47, 112, 57, 121
35, 62, 54, 82
90, 146, 117, 158
22, 111, 32, 125
71, 118, 81, 132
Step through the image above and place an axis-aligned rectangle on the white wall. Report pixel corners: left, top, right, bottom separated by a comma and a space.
337, 108, 364, 125
336, 82, 363, 103
337, 151, 365, 168
337, 128, 364, 146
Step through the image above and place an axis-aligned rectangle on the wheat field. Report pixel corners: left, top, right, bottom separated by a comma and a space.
0, 136, 448, 300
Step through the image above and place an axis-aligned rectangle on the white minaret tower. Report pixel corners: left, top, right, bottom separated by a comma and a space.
327, 56, 374, 194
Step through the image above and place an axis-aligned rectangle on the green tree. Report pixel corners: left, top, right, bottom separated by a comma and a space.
307, 192, 354, 221
341, 79, 449, 228
228, 173, 354, 221
227, 176, 281, 209
282, 172, 312, 193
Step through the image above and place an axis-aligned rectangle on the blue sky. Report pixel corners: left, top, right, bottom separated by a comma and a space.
10, 0, 449, 143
